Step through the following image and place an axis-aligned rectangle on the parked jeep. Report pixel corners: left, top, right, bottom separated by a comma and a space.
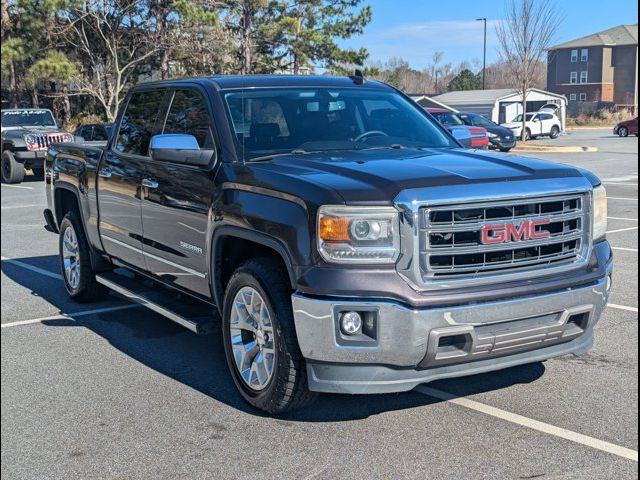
44, 75, 612, 414
1, 108, 74, 184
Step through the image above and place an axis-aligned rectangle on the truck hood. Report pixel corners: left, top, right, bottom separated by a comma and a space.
501, 122, 525, 130
249, 148, 586, 205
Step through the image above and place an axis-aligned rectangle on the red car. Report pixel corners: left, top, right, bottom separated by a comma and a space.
426, 108, 489, 149
613, 117, 638, 137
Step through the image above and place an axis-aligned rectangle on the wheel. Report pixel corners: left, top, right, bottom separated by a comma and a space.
1, 151, 25, 184
222, 258, 316, 414
549, 126, 560, 139
524, 128, 532, 141
618, 126, 629, 137
59, 211, 110, 302
499, 147, 512, 152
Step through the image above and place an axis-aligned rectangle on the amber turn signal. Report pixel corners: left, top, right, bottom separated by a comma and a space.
319, 216, 350, 241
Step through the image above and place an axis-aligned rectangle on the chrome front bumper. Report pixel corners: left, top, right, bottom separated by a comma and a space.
292, 274, 611, 394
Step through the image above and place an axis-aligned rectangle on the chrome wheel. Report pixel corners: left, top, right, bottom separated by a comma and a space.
229, 286, 276, 391
62, 225, 80, 290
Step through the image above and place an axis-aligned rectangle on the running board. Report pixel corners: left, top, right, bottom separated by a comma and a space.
96, 270, 218, 335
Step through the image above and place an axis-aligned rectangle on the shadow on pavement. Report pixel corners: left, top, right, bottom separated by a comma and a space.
3, 254, 545, 422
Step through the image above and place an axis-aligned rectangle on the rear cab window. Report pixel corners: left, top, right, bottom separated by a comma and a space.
115, 89, 167, 156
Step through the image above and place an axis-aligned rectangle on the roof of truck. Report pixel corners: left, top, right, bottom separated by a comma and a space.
137, 75, 391, 90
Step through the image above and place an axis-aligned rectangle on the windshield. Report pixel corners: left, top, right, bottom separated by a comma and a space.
1, 109, 56, 128
430, 111, 464, 126
223, 88, 456, 161
512, 114, 535, 123
460, 113, 494, 127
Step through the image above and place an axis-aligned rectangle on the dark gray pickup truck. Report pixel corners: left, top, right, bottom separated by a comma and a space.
44, 75, 613, 414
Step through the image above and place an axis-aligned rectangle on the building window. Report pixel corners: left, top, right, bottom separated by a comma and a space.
571, 49, 578, 62
570, 72, 578, 83
581, 48, 589, 62
580, 71, 588, 83
570, 93, 577, 101
579, 93, 587, 101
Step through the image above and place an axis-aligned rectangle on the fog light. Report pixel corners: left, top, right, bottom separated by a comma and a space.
340, 311, 362, 335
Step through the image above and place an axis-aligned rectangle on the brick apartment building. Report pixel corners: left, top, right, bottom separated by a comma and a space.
547, 24, 638, 112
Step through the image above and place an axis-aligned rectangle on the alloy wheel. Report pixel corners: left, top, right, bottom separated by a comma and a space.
62, 225, 81, 290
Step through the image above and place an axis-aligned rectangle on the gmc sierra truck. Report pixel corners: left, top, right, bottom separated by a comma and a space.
44, 75, 613, 414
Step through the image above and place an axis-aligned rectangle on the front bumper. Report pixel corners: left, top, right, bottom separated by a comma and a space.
489, 137, 517, 149
13, 150, 46, 168
292, 273, 611, 394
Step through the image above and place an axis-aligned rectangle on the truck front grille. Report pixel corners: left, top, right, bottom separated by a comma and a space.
33, 134, 65, 150
419, 194, 588, 280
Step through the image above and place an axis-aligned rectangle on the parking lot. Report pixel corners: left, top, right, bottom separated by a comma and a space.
1, 128, 637, 479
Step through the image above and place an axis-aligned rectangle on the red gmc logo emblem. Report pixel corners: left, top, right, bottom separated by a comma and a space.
481, 219, 552, 244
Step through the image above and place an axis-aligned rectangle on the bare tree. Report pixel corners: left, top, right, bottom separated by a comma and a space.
496, 0, 561, 140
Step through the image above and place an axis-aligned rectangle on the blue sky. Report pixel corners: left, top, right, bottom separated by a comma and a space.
339, 0, 639, 70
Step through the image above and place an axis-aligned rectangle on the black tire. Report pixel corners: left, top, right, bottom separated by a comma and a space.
58, 211, 110, 302
549, 125, 560, 139
499, 147, 512, 152
1, 151, 25, 184
524, 128, 532, 141
618, 126, 629, 137
222, 258, 316, 414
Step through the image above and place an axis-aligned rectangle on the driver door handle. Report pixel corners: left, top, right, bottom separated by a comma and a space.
142, 178, 159, 189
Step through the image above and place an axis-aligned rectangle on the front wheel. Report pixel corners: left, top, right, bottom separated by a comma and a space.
549, 126, 560, 139
59, 212, 110, 302
618, 126, 629, 137
524, 128, 532, 141
499, 147, 512, 152
1, 151, 25, 184
222, 258, 316, 414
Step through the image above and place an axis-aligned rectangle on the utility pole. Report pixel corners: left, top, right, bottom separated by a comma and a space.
476, 18, 487, 89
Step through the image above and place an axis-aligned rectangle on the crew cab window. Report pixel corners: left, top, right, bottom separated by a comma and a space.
115, 90, 166, 156
163, 89, 214, 149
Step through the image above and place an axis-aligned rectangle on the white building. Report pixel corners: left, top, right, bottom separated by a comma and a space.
429, 88, 568, 130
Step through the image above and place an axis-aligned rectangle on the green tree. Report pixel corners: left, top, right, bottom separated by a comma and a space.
447, 69, 482, 91
272, 0, 372, 74
25, 51, 77, 123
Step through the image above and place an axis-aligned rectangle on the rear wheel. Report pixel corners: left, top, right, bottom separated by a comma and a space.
59, 212, 110, 302
549, 125, 560, 139
222, 258, 316, 414
1, 151, 25, 184
524, 128, 532, 141
618, 126, 629, 137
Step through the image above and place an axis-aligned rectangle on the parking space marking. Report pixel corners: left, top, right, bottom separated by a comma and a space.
608, 216, 638, 222
608, 304, 639, 313
608, 197, 639, 201
0, 256, 62, 280
1, 304, 140, 329
0, 184, 33, 190
612, 247, 638, 252
606, 226, 639, 234
603, 182, 638, 186
1, 204, 46, 209
417, 386, 639, 462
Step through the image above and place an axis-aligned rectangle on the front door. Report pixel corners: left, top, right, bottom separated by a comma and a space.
141, 87, 218, 298
97, 89, 167, 270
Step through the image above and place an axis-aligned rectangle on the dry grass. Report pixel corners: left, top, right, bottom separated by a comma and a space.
567, 109, 636, 127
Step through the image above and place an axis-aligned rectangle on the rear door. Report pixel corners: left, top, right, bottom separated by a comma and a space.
140, 87, 217, 298
539, 113, 554, 134
97, 89, 168, 270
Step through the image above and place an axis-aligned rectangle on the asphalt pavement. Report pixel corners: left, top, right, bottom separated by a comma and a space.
1, 128, 638, 479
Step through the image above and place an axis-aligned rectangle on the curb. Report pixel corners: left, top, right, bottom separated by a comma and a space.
513, 145, 598, 153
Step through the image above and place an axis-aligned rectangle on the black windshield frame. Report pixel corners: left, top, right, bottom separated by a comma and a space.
221, 87, 458, 161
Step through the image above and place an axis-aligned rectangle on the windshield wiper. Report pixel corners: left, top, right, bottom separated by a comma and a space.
247, 149, 309, 163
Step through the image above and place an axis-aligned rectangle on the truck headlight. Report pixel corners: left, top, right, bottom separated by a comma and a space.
318, 206, 400, 264
592, 185, 607, 241
24, 134, 36, 144
487, 132, 498, 138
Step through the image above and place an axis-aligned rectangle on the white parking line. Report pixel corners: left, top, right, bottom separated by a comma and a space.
608, 197, 639, 201
612, 246, 638, 252
608, 216, 638, 222
0, 256, 62, 280
1, 204, 45, 209
603, 183, 639, 186
417, 386, 638, 462
606, 226, 639, 234
1, 304, 140, 329
0, 184, 33, 190
608, 303, 639, 313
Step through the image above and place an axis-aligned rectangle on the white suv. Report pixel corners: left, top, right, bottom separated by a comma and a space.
501, 112, 562, 140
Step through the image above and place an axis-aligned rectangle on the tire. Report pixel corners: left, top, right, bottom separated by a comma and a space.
222, 258, 316, 414
524, 128, 532, 141
1, 151, 25, 184
499, 147, 512, 153
59, 211, 110, 302
549, 126, 560, 139
618, 126, 629, 137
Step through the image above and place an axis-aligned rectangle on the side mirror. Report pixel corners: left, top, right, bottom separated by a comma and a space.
150, 134, 214, 166
532, 118, 539, 123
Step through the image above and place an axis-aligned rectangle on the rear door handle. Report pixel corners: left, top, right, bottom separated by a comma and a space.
98, 168, 112, 178
142, 178, 159, 189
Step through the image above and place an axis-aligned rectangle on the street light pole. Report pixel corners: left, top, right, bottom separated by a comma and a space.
476, 18, 487, 89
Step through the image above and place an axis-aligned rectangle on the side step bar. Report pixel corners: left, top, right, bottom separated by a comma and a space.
96, 271, 218, 335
